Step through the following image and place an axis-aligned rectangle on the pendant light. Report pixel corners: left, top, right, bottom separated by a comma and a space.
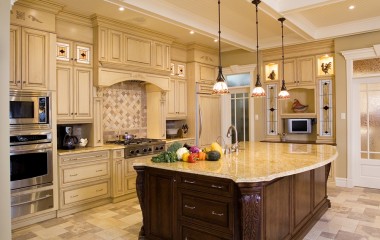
278, 17, 290, 100
212, 0, 229, 95
251, 0, 265, 97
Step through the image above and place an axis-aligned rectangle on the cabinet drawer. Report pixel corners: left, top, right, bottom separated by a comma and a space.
180, 193, 230, 229
180, 225, 232, 240
62, 161, 109, 185
112, 149, 124, 159
59, 150, 109, 165
179, 173, 234, 197
62, 181, 109, 206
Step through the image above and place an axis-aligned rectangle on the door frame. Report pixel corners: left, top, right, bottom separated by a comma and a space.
221, 64, 256, 144
342, 44, 380, 188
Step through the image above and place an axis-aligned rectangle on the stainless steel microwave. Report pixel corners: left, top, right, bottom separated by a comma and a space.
9, 91, 51, 130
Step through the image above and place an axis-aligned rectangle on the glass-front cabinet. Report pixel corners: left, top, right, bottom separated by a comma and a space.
266, 84, 278, 137
317, 78, 334, 143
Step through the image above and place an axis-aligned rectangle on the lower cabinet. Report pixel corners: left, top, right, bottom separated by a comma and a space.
135, 164, 331, 240
58, 150, 111, 216
111, 150, 144, 202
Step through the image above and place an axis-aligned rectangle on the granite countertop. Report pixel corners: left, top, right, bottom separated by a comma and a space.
57, 144, 125, 155
165, 137, 195, 144
133, 141, 338, 183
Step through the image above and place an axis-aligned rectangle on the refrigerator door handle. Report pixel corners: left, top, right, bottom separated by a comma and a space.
199, 105, 202, 138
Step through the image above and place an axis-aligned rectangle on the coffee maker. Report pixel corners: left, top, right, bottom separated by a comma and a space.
57, 126, 78, 149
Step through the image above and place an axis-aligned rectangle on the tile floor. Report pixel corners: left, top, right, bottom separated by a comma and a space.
12, 183, 380, 240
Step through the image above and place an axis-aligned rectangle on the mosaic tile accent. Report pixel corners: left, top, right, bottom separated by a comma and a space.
97, 82, 147, 141
353, 58, 380, 76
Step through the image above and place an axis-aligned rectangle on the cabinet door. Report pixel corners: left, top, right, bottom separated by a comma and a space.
297, 56, 315, 86
166, 78, 176, 117
112, 159, 125, 197
108, 30, 123, 63
10, 25, 21, 89
96, 27, 108, 61
283, 59, 296, 86
176, 79, 187, 117
21, 28, 49, 90
124, 35, 152, 65
199, 95, 221, 147
74, 42, 92, 67
146, 168, 176, 239
93, 97, 103, 146
73, 67, 93, 120
56, 66, 74, 120
199, 64, 216, 84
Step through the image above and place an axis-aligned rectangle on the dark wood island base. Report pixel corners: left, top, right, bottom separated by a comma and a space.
134, 163, 331, 240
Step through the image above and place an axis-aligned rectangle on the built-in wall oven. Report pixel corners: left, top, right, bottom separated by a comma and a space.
10, 131, 54, 218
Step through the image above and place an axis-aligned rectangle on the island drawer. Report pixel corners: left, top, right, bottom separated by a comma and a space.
178, 189, 234, 233
178, 173, 234, 197
180, 225, 232, 240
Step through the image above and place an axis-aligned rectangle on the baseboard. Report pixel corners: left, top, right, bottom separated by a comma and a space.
334, 177, 354, 188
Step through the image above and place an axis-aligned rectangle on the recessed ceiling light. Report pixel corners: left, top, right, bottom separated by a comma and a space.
348, 5, 355, 10
119, 6, 125, 11
214, 39, 218, 42
189, 30, 195, 35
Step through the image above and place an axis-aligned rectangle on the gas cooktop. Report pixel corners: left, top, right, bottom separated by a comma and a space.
106, 138, 165, 158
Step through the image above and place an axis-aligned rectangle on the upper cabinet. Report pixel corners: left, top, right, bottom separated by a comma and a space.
167, 61, 187, 119
10, 25, 51, 90
187, 62, 216, 84
56, 39, 92, 67
92, 16, 173, 79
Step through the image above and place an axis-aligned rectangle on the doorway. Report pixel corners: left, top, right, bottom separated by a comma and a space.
352, 78, 380, 188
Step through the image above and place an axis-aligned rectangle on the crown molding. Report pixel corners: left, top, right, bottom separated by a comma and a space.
15, 0, 63, 14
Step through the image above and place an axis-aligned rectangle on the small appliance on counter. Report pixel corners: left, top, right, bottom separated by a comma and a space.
58, 126, 78, 149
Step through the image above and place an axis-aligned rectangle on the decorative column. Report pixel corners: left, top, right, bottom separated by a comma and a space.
238, 183, 264, 240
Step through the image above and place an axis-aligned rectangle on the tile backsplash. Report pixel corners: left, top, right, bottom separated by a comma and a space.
98, 81, 147, 141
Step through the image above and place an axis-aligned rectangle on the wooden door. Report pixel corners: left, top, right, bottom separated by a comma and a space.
56, 66, 73, 120
112, 159, 125, 197
21, 28, 49, 90
297, 56, 315, 86
166, 78, 176, 117
176, 79, 187, 117
73, 67, 92, 120
146, 168, 176, 239
10, 25, 21, 89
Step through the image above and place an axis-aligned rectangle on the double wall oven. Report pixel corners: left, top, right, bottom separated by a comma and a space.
10, 91, 54, 219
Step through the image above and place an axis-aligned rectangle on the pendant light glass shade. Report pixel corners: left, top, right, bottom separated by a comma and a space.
278, 17, 290, 100
251, 0, 265, 97
212, 0, 229, 95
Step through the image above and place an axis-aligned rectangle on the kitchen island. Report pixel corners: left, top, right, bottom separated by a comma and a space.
133, 141, 338, 240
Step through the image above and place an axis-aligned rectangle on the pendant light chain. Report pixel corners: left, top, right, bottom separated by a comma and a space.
212, 0, 229, 94
251, 0, 266, 97
278, 17, 290, 99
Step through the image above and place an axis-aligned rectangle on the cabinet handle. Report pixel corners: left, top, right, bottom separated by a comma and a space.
173, 179, 176, 182
98, 140, 101, 143
96, 188, 103, 192
211, 211, 224, 217
17, 80, 21, 83
23, 81, 26, 84
70, 194, 79, 198
184, 179, 195, 184
75, 113, 77, 115
69, 173, 78, 177
71, 113, 74, 115
211, 184, 223, 189
95, 169, 103, 172
184, 204, 195, 210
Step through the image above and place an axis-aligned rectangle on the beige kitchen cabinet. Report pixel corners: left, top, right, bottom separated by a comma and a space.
56, 66, 93, 123
108, 29, 123, 63
111, 149, 140, 202
154, 42, 171, 71
285, 56, 315, 87
188, 62, 216, 84
10, 25, 50, 90
166, 78, 187, 119
316, 78, 334, 144
92, 97, 104, 146
58, 150, 111, 216
56, 39, 92, 67
170, 61, 186, 78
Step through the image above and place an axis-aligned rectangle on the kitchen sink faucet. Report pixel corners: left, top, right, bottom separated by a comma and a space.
226, 125, 238, 153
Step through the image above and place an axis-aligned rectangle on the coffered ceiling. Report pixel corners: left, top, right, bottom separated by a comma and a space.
50, 0, 380, 52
